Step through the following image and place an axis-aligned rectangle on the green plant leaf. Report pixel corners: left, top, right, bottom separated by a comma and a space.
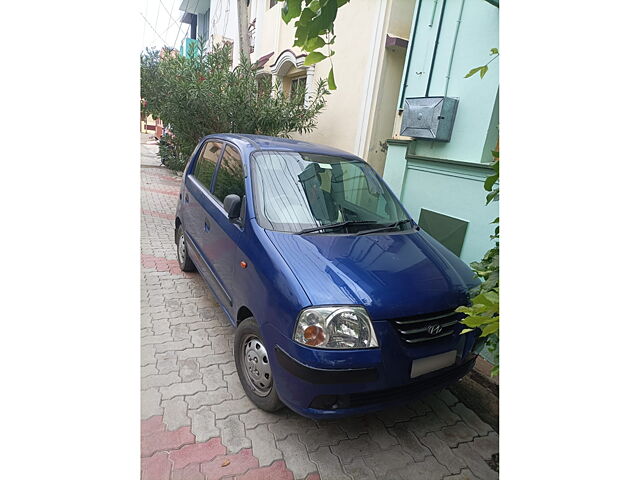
304, 51, 327, 65
479, 65, 489, 78
490, 47, 499, 55
480, 322, 499, 337
328, 66, 336, 90
465, 66, 483, 78
304, 35, 326, 51
484, 173, 498, 192
485, 189, 499, 205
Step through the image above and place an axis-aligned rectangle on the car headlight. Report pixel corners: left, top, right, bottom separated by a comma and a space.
293, 306, 379, 349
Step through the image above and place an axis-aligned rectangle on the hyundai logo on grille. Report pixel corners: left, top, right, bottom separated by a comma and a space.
426, 324, 443, 335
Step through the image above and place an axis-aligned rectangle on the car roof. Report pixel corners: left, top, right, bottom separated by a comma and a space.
202, 133, 362, 161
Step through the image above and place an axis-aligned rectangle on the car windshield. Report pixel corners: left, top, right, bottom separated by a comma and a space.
250, 151, 411, 234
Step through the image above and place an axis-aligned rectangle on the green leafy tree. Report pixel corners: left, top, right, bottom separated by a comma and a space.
277, 0, 351, 90
140, 39, 329, 170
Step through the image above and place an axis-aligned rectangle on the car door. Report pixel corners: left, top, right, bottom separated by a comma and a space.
183, 140, 223, 266
201, 143, 247, 310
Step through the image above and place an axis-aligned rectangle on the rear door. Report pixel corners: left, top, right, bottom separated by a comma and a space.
201, 143, 247, 309
183, 140, 223, 263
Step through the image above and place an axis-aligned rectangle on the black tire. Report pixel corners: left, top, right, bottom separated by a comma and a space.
234, 317, 284, 412
176, 224, 196, 272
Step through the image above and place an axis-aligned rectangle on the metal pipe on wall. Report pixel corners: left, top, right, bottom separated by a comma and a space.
443, 0, 466, 97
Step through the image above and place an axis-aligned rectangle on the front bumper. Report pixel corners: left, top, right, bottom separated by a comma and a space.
264, 319, 480, 419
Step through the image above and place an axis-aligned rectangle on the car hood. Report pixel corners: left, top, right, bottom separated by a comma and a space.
265, 228, 478, 320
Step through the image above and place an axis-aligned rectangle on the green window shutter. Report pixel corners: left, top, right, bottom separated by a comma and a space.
418, 209, 468, 257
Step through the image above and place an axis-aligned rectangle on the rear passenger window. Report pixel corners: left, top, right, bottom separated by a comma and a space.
213, 145, 245, 202
193, 141, 223, 190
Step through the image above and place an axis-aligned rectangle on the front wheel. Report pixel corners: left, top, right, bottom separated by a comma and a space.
234, 317, 284, 412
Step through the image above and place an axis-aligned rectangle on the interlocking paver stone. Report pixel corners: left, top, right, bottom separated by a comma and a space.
277, 435, 318, 480
200, 448, 259, 479
188, 407, 219, 442
451, 443, 498, 480
218, 414, 252, 453
437, 423, 479, 448
246, 424, 283, 466
186, 389, 233, 409
420, 432, 467, 474
331, 435, 382, 465
451, 403, 493, 436
159, 379, 206, 400
363, 445, 414, 477
142, 372, 182, 390
141, 388, 163, 419
389, 423, 431, 462
162, 396, 190, 430
213, 397, 256, 419
298, 424, 346, 452
467, 432, 499, 461
392, 455, 451, 480
308, 446, 350, 480
178, 358, 201, 382
343, 457, 377, 480
425, 395, 462, 426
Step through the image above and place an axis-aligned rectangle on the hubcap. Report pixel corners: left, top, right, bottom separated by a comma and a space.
242, 336, 272, 396
178, 233, 186, 265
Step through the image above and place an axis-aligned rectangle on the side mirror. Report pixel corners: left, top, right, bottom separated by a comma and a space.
223, 194, 242, 221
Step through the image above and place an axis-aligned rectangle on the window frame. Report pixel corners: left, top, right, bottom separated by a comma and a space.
190, 139, 224, 192
210, 142, 247, 209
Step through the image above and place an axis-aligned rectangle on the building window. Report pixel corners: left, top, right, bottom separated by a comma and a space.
290, 76, 307, 103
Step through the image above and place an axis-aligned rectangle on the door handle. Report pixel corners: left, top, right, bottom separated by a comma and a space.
204, 220, 210, 232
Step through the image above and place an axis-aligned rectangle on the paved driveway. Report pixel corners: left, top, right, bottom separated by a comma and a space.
140, 135, 498, 480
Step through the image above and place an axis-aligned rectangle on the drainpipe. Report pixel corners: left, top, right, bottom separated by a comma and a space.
425, 0, 447, 97
443, 0, 466, 97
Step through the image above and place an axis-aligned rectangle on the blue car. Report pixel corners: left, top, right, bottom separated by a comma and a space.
175, 134, 484, 419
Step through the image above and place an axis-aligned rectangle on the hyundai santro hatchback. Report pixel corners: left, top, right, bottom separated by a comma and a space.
174, 134, 484, 419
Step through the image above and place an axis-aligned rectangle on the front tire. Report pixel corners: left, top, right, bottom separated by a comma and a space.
234, 317, 284, 412
176, 224, 196, 272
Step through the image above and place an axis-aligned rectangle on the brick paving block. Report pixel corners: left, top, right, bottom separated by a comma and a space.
199, 353, 235, 368
214, 397, 257, 420
162, 396, 190, 431
451, 403, 493, 436
142, 388, 163, 419
245, 424, 283, 466
366, 416, 399, 450
160, 380, 207, 401
239, 409, 283, 429
392, 455, 450, 480
141, 426, 195, 457
443, 468, 481, 480
404, 412, 446, 437
172, 324, 191, 340
298, 424, 346, 452
156, 339, 192, 354
178, 358, 202, 382
177, 346, 218, 360
389, 423, 431, 462
218, 415, 252, 453
142, 333, 174, 346
362, 445, 413, 477
200, 448, 259, 479
224, 373, 246, 399
437, 423, 478, 448
424, 395, 461, 426
141, 364, 159, 378
141, 452, 171, 480
235, 460, 294, 480
308, 446, 351, 480
141, 415, 166, 436
201, 365, 225, 390
405, 398, 433, 416
186, 389, 233, 410
343, 458, 377, 480
157, 355, 179, 374
269, 415, 318, 441
304, 474, 321, 480
276, 435, 317, 480
191, 329, 211, 348
375, 405, 417, 427
419, 432, 466, 475
170, 463, 205, 480
142, 372, 182, 390
189, 407, 220, 442
330, 435, 382, 465
219, 361, 237, 375
468, 432, 499, 461
168, 437, 227, 469
141, 345, 156, 366
170, 315, 202, 326
451, 443, 498, 480
437, 388, 460, 406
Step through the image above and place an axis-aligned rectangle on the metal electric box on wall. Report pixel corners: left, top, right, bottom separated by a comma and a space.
400, 97, 459, 142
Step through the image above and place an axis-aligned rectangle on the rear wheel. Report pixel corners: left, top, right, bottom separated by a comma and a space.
234, 317, 284, 412
176, 224, 196, 272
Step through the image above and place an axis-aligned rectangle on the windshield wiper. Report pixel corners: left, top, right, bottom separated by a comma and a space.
295, 220, 380, 235
355, 219, 413, 236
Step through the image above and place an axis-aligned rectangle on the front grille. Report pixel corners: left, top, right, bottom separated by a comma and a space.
390, 308, 463, 345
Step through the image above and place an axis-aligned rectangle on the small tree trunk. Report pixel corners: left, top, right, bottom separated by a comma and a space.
236, 0, 251, 60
